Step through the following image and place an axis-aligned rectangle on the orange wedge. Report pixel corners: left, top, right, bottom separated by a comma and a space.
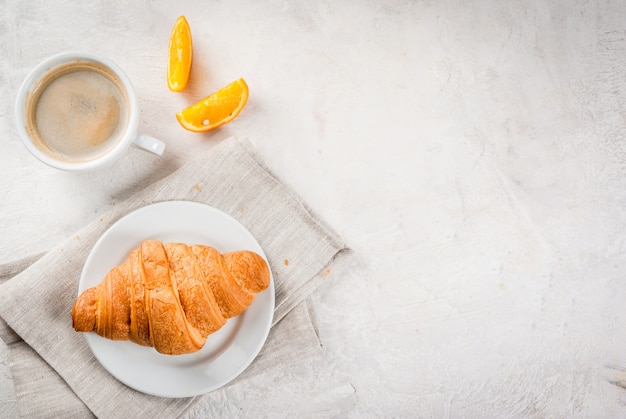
167, 16, 192, 92
176, 78, 249, 132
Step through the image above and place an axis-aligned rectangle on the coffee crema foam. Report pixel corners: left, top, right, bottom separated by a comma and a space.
25, 61, 130, 162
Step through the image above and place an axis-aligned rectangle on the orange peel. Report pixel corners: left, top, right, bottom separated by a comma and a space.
167, 16, 192, 92
175, 78, 249, 132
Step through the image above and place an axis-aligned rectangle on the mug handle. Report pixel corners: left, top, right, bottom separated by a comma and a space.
132, 134, 166, 156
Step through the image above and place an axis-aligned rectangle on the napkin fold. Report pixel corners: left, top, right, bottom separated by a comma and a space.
0, 137, 351, 418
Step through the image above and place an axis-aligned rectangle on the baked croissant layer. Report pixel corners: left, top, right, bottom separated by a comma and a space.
72, 240, 270, 355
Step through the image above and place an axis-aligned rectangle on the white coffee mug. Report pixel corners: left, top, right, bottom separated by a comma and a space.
15, 52, 165, 171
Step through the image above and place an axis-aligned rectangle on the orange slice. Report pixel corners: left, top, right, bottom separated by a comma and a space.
167, 16, 192, 92
176, 78, 249, 132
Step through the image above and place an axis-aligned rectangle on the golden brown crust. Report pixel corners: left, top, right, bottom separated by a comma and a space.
71, 287, 97, 332
71, 240, 270, 355
164, 243, 225, 342
129, 250, 150, 346
223, 251, 271, 293
106, 265, 131, 340
190, 245, 254, 318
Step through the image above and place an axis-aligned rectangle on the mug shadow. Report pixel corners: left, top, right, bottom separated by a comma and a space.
67, 147, 181, 206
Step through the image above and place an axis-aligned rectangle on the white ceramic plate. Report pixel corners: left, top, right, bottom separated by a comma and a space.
78, 201, 275, 398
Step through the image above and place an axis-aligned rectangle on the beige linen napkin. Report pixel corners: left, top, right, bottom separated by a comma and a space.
0, 137, 351, 418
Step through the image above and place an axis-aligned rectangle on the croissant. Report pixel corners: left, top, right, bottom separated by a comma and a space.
71, 240, 270, 355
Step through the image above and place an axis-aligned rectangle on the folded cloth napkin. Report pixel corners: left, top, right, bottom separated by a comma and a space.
0, 137, 351, 418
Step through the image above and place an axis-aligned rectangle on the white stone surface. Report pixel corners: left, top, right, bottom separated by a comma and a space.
2, 0, 626, 416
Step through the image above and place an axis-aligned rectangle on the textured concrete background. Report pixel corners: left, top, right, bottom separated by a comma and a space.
2, 0, 626, 416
